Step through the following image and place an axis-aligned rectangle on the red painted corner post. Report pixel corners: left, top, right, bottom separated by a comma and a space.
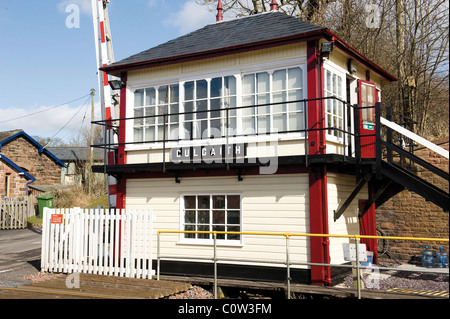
307, 40, 331, 286
116, 72, 127, 210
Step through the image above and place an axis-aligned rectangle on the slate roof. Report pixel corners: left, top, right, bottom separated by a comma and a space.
103, 12, 326, 72
47, 147, 104, 162
102, 11, 396, 82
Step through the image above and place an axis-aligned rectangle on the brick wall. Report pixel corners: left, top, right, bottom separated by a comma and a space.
0, 161, 28, 199
376, 137, 449, 264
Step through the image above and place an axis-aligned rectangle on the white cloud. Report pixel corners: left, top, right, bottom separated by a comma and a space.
57, 0, 93, 16
164, 1, 215, 35
0, 101, 102, 143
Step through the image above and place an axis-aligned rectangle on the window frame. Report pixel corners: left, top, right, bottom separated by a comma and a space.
126, 59, 309, 151
179, 193, 243, 246
323, 62, 347, 144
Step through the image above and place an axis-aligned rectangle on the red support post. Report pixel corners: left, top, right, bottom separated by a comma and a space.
307, 40, 331, 286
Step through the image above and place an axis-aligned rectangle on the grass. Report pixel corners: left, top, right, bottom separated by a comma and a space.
27, 215, 43, 228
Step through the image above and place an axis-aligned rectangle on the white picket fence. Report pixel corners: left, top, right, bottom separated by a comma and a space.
41, 207, 154, 279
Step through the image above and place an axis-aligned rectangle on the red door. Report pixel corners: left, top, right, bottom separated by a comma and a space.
358, 80, 378, 158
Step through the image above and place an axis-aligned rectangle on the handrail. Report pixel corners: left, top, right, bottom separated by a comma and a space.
380, 116, 449, 159
156, 230, 448, 299
157, 230, 449, 242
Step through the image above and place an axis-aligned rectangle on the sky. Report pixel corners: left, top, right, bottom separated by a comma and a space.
0, 0, 217, 143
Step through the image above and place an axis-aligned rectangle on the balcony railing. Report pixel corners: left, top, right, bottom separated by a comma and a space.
92, 96, 373, 168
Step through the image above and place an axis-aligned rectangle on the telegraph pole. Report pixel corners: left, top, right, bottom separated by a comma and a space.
90, 88, 95, 194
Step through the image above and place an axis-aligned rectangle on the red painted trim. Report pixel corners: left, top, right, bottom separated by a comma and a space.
307, 41, 330, 286
116, 178, 126, 210
109, 184, 117, 195
307, 41, 321, 156
100, 21, 106, 43
357, 79, 377, 158
359, 182, 378, 264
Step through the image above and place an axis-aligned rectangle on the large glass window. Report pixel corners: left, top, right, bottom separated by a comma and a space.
132, 66, 306, 144
242, 67, 304, 135
133, 84, 179, 142
183, 76, 237, 140
182, 194, 241, 241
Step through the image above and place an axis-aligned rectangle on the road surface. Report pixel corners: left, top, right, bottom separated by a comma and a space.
0, 228, 42, 287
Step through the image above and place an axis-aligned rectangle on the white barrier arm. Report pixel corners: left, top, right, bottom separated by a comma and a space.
380, 117, 449, 159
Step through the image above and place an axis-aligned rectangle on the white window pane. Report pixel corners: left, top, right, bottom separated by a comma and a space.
242, 95, 255, 107
257, 72, 270, 93
257, 116, 270, 134
224, 76, 236, 95
145, 88, 155, 105
242, 74, 255, 94
196, 80, 208, 99
273, 92, 286, 113
159, 86, 168, 104
134, 128, 143, 142
242, 117, 255, 132
184, 102, 194, 121
288, 67, 302, 89
145, 107, 155, 125
210, 77, 222, 98
288, 90, 303, 111
134, 89, 144, 107
289, 113, 303, 131
273, 69, 286, 92
145, 127, 155, 141
170, 84, 179, 103
273, 115, 287, 132
184, 81, 194, 100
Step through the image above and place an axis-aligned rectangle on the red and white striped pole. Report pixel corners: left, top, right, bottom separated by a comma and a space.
94, 0, 117, 208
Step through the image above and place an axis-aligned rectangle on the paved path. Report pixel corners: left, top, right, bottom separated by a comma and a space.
0, 273, 192, 299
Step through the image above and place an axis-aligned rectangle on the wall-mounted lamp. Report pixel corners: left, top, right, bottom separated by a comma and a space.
108, 80, 125, 90
320, 41, 334, 59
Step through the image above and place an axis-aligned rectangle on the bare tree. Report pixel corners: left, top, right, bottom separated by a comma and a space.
198, 0, 449, 138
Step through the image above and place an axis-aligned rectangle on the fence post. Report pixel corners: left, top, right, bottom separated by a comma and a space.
213, 232, 218, 299
355, 236, 362, 299
285, 234, 291, 299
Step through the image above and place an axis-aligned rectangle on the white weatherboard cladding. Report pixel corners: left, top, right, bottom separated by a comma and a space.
126, 173, 363, 269
327, 173, 367, 264
127, 174, 310, 268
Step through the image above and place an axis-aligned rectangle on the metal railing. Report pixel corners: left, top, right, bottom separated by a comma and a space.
91, 96, 361, 167
156, 230, 449, 299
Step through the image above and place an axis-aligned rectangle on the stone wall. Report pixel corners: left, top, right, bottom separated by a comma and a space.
376, 137, 449, 264
0, 161, 28, 199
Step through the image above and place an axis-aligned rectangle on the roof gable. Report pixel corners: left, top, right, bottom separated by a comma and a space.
0, 154, 35, 181
0, 130, 67, 168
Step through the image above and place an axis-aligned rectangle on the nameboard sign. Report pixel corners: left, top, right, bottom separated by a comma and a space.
170, 143, 246, 163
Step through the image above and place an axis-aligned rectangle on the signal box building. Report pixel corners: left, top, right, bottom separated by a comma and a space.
96, 9, 447, 285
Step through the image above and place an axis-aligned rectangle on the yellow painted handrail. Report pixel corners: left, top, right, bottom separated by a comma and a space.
157, 230, 449, 242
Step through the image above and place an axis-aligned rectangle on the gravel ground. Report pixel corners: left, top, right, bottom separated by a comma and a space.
340, 264, 449, 292
165, 285, 214, 299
